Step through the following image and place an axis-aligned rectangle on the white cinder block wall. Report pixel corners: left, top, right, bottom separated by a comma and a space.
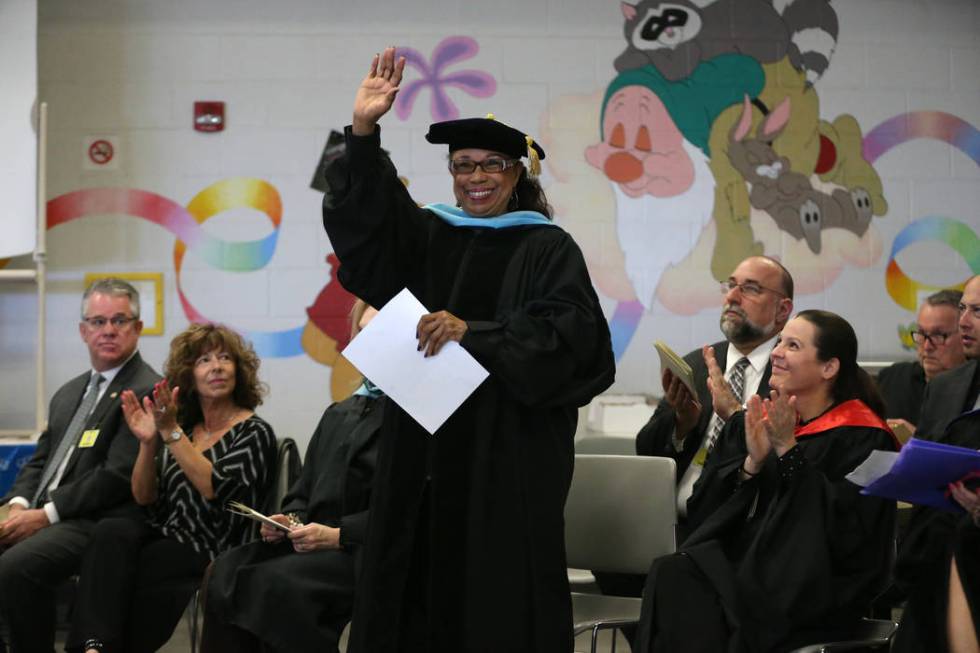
0, 0, 977, 452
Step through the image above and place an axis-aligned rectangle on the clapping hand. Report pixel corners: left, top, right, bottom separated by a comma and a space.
121, 389, 159, 444
121, 381, 180, 444
150, 379, 180, 435
703, 345, 742, 421
353, 46, 406, 135
744, 390, 799, 473
743, 395, 773, 474
761, 390, 798, 455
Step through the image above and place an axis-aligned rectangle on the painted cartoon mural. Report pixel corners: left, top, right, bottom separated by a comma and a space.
551, 0, 978, 359
28, 7, 980, 420
613, 0, 837, 84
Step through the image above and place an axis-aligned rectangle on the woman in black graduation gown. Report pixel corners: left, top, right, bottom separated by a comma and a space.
321, 47, 615, 653
200, 301, 384, 653
636, 309, 899, 653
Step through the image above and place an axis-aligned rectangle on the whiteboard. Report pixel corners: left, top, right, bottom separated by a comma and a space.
0, 0, 37, 259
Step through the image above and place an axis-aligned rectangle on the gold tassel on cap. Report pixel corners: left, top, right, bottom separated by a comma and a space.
485, 113, 495, 120
525, 135, 541, 177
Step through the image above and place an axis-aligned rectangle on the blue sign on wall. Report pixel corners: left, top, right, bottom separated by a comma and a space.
0, 444, 36, 497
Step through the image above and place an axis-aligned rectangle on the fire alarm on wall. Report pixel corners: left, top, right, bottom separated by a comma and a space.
194, 101, 225, 132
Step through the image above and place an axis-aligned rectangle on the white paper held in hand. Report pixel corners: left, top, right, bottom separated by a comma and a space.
342, 288, 490, 434
226, 501, 291, 533
845, 449, 900, 487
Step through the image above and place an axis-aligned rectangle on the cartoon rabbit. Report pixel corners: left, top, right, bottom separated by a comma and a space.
727, 95, 877, 254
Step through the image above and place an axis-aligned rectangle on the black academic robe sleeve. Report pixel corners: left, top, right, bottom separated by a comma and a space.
459, 233, 614, 408
321, 125, 429, 310
280, 394, 383, 549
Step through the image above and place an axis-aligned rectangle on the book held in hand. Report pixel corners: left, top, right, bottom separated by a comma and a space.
654, 340, 696, 397
846, 438, 980, 512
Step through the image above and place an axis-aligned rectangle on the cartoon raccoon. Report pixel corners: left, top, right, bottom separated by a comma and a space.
613, 0, 838, 84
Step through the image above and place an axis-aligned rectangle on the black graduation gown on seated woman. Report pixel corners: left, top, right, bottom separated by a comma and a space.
637, 400, 899, 653
205, 393, 384, 653
321, 126, 616, 653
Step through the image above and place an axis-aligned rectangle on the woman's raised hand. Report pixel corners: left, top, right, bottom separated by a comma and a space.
743, 395, 772, 474
121, 390, 158, 444
353, 46, 406, 135
150, 379, 180, 436
760, 390, 798, 456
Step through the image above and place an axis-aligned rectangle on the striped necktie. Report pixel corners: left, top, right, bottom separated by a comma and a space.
704, 356, 750, 455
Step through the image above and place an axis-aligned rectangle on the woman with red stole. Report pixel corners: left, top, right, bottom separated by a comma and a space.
635, 310, 900, 653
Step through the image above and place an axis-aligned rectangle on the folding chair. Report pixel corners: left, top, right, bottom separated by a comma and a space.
565, 454, 677, 653
190, 436, 303, 651
786, 618, 899, 652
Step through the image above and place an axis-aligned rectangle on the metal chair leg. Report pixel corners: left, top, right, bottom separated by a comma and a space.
188, 589, 199, 653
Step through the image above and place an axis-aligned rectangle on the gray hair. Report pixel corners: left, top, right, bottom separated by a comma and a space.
81, 277, 141, 319
924, 289, 963, 310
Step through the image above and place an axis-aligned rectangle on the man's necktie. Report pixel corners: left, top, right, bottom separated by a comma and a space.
31, 373, 105, 507
703, 356, 750, 456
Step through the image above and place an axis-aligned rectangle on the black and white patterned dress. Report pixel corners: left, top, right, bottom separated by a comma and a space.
153, 415, 276, 559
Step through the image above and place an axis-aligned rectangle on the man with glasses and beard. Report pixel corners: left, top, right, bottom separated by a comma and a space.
0, 278, 159, 653
636, 255, 794, 537
875, 289, 966, 437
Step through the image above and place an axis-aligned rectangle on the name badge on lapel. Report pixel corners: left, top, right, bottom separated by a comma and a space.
78, 430, 100, 448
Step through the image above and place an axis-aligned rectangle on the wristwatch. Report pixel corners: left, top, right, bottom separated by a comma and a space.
163, 428, 182, 444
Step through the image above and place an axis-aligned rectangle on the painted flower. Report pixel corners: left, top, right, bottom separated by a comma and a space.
395, 36, 497, 122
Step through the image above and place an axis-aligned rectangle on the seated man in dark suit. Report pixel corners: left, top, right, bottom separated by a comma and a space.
876, 288, 965, 437
892, 274, 980, 652
636, 255, 794, 535
593, 257, 795, 606
0, 278, 160, 653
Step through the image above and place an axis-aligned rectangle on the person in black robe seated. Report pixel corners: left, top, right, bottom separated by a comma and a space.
635, 309, 899, 653
67, 323, 277, 653
875, 288, 965, 438
199, 300, 383, 653
321, 47, 615, 653
892, 275, 980, 653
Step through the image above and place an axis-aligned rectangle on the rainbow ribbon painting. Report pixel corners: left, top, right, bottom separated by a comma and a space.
47, 179, 305, 358
865, 111, 980, 311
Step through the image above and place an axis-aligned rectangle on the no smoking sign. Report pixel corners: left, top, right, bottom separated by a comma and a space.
82, 135, 121, 171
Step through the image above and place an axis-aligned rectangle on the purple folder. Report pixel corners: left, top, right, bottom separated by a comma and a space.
862, 438, 980, 512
